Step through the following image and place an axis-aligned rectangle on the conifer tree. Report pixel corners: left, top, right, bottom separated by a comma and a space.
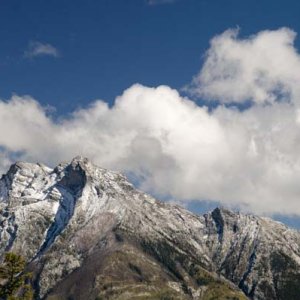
0, 253, 33, 300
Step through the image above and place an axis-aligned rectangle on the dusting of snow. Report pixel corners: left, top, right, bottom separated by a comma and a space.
1, 156, 300, 299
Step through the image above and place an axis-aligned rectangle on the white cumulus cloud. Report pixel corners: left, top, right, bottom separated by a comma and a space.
1, 28, 300, 217
188, 27, 300, 104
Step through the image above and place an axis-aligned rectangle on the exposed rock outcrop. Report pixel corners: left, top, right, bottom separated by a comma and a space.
0, 157, 299, 299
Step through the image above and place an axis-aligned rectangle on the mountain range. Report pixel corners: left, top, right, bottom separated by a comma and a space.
0, 156, 299, 299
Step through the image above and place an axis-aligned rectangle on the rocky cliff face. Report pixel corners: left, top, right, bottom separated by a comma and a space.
0, 156, 299, 299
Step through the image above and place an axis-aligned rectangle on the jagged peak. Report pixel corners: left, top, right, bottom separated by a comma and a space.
210, 207, 263, 226
1, 157, 300, 300
69, 156, 91, 169
55, 156, 110, 177
8, 160, 41, 173
211, 206, 238, 218
71, 155, 90, 164
3, 160, 51, 185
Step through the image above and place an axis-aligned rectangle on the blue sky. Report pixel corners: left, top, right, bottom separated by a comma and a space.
1, 0, 300, 227
1, 0, 300, 112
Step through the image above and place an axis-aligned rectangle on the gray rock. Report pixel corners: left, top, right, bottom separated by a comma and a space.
0, 156, 299, 299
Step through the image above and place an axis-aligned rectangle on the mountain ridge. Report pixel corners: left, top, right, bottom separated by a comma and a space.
0, 156, 299, 299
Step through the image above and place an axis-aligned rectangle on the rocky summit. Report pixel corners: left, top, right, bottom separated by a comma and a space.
0, 156, 300, 299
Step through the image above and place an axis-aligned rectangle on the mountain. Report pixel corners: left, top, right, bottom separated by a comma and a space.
0, 156, 300, 299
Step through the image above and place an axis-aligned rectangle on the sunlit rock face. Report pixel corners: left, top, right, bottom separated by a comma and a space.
0, 156, 300, 299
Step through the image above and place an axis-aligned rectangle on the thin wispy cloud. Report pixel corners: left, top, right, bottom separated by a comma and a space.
24, 41, 59, 58
147, 0, 178, 5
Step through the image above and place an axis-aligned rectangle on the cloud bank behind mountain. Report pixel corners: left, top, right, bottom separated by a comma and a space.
1, 28, 300, 216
